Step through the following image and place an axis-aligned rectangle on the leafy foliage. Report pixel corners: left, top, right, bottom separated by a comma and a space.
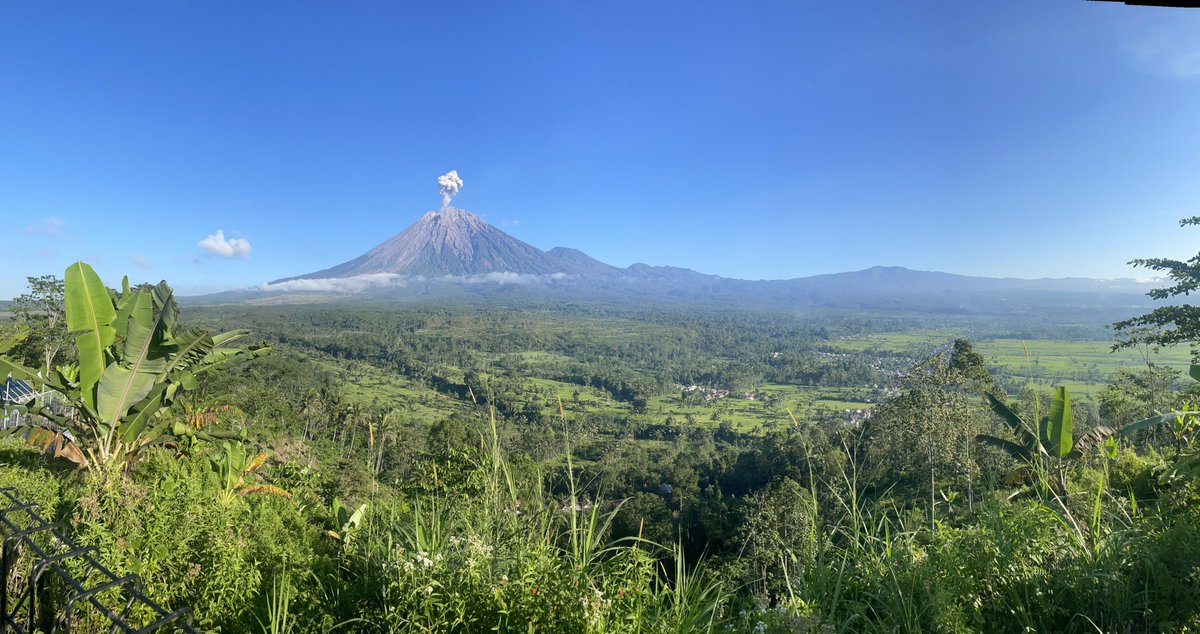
9, 274, 71, 374
5, 268, 1200, 631
1113, 216, 1200, 348
210, 440, 290, 501
0, 262, 270, 473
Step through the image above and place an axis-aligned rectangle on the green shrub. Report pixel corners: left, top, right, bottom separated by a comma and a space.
68, 448, 311, 631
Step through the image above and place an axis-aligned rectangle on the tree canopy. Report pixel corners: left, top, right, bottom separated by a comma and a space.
1113, 216, 1200, 349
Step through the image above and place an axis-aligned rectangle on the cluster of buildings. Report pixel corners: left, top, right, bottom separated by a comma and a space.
675, 384, 776, 404
677, 384, 731, 402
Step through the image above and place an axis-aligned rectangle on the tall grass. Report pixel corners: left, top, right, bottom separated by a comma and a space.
317, 403, 732, 632
5, 386, 1197, 631
734, 428, 1200, 634
256, 571, 295, 634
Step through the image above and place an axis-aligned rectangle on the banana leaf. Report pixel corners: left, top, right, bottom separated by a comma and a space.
64, 261, 116, 411
985, 393, 1045, 456
1068, 426, 1116, 459
976, 433, 1033, 462
1048, 386, 1073, 458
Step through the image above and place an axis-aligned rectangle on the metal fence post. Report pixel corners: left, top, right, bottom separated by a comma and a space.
0, 488, 196, 633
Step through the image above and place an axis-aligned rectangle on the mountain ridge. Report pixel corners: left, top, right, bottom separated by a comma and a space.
270, 208, 1153, 299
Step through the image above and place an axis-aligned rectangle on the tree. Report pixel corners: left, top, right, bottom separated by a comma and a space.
1113, 216, 1200, 349
369, 408, 403, 479
0, 262, 270, 475
948, 338, 1002, 396
736, 477, 816, 596
10, 275, 71, 375
1098, 365, 1180, 428
862, 353, 982, 529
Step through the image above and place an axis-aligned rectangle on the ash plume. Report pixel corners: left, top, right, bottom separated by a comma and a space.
437, 170, 464, 208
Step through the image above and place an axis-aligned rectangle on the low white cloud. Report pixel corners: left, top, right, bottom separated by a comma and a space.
258, 273, 406, 293
254, 271, 572, 293
442, 272, 572, 285
129, 253, 150, 269
26, 217, 66, 237
199, 229, 251, 259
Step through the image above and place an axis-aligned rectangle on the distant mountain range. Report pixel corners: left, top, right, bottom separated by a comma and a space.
224, 208, 1156, 314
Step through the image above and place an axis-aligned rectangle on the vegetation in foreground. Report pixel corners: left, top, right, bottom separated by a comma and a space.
3, 242, 1200, 631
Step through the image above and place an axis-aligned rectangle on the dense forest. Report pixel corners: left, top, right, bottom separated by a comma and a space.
2, 261, 1200, 632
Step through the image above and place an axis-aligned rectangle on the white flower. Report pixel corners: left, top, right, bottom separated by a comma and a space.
424, 585, 434, 595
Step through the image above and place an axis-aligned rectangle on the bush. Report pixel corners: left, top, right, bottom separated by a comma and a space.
68, 448, 312, 631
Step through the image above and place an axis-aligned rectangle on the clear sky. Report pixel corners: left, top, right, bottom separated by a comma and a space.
3, 1, 1200, 297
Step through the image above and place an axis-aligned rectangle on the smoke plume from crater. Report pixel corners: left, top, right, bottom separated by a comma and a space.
437, 170, 463, 208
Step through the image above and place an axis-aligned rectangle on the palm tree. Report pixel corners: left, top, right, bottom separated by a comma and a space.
370, 408, 403, 479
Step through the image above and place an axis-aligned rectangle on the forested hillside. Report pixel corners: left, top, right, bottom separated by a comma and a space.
2, 261, 1200, 632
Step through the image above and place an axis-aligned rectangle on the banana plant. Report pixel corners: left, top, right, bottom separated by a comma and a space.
1122, 399, 1200, 453
979, 384, 1199, 498
172, 403, 248, 456
1098, 363, 1200, 449
210, 440, 290, 501
977, 386, 1114, 498
0, 261, 270, 474
325, 498, 367, 545
1120, 369, 1200, 486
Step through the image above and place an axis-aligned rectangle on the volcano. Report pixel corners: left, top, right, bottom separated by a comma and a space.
278, 208, 612, 281
258, 207, 1155, 317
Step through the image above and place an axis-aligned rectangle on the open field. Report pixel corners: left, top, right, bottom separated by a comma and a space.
829, 330, 1195, 401
826, 329, 964, 354
312, 352, 879, 436
313, 356, 470, 423
209, 305, 1190, 437
978, 338, 1192, 400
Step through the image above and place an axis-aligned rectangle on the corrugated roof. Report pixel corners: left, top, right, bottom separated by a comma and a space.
1, 378, 35, 403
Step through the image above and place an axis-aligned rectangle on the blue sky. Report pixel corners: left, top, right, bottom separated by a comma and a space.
3, 1, 1200, 297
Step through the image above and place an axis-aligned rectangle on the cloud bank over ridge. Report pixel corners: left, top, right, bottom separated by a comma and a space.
256, 271, 573, 293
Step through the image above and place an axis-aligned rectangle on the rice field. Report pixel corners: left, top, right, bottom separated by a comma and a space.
830, 330, 1195, 401
308, 323, 1190, 435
